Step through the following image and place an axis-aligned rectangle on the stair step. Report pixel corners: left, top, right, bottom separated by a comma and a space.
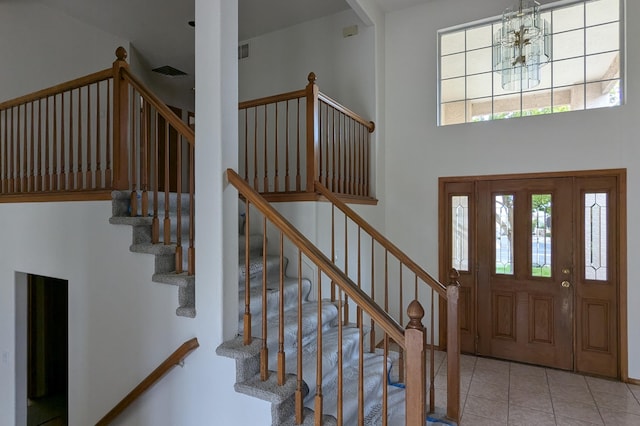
238, 277, 312, 327
238, 255, 286, 284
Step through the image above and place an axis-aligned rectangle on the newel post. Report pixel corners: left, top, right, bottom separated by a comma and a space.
112, 47, 130, 190
405, 300, 426, 426
305, 72, 319, 193
446, 268, 461, 422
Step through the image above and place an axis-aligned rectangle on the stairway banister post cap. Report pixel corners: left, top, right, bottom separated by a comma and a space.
115, 46, 128, 62
448, 268, 460, 287
307, 72, 317, 84
406, 300, 425, 330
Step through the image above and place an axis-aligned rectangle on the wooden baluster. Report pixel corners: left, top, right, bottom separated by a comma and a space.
105, 80, 112, 187
175, 134, 183, 274
318, 102, 323, 187
96, 82, 102, 188
16, 105, 22, 192
295, 250, 304, 424
259, 215, 268, 375
365, 128, 371, 196
405, 300, 427, 426
243, 108, 248, 181
274, 102, 279, 192
357, 226, 362, 328
370, 237, 376, 353
130, 93, 138, 216
350, 119, 355, 195
244, 199, 252, 346
112, 46, 130, 191
359, 125, 364, 196
339, 113, 344, 193
152, 111, 160, 244
358, 284, 364, 426
52, 97, 58, 190
62, 91, 69, 190
22, 103, 28, 191
384, 250, 389, 314
447, 268, 461, 423
398, 263, 405, 380
36, 99, 42, 191
337, 287, 344, 426
430, 287, 435, 413
45, 98, 50, 191
263, 105, 268, 192
343, 214, 349, 325
253, 106, 258, 190
0, 109, 9, 194
277, 232, 285, 385
305, 72, 319, 193
325, 103, 330, 187
163, 120, 170, 243
331, 107, 337, 192
343, 116, 349, 195
295, 98, 301, 191
188, 143, 195, 275
285, 101, 290, 192
72, 88, 78, 189
86, 84, 93, 189
29, 101, 35, 192
314, 268, 323, 426
330, 204, 336, 302
382, 333, 389, 425
140, 101, 149, 217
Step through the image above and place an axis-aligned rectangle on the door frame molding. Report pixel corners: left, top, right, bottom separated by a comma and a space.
438, 168, 628, 380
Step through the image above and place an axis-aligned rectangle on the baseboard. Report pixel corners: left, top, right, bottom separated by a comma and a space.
627, 377, 640, 386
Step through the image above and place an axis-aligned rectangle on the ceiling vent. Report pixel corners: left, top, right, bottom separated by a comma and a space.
238, 43, 249, 60
152, 65, 188, 77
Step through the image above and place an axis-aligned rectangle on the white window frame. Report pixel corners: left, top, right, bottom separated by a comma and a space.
437, 0, 625, 126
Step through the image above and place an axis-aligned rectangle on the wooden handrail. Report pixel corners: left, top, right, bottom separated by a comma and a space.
227, 168, 406, 346
318, 92, 375, 132
238, 89, 306, 110
119, 68, 195, 145
314, 181, 447, 297
0, 68, 113, 110
95, 337, 199, 426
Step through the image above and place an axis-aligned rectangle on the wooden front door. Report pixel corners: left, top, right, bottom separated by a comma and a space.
441, 171, 622, 378
477, 178, 574, 370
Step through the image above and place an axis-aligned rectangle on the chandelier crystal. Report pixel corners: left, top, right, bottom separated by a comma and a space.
493, 0, 551, 91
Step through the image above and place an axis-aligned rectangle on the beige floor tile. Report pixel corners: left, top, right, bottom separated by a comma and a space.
552, 399, 602, 424
592, 390, 640, 415
586, 376, 633, 396
555, 415, 604, 425
599, 407, 640, 426
546, 369, 589, 388
474, 369, 510, 386
629, 383, 640, 401
463, 395, 509, 422
460, 412, 507, 426
468, 377, 509, 401
476, 357, 511, 373
550, 382, 596, 405
509, 387, 553, 413
510, 373, 549, 392
510, 363, 547, 379
508, 405, 556, 426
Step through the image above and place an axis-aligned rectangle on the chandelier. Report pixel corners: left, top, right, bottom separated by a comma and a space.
493, 0, 551, 91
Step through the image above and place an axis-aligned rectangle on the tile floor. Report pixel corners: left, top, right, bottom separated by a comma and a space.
430, 353, 640, 426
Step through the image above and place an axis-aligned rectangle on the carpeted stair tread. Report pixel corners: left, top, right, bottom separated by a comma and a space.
238, 255, 286, 284
238, 277, 311, 325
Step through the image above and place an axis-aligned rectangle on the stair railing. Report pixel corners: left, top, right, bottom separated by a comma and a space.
314, 181, 461, 422
0, 68, 115, 200
228, 168, 447, 425
116, 50, 196, 275
238, 73, 375, 202
0, 47, 195, 276
95, 337, 199, 426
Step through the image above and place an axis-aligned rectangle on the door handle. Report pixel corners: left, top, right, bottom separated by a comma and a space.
561, 280, 571, 288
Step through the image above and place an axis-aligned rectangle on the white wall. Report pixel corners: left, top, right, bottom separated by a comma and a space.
384, 0, 639, 378
0, 1, 272, 425
0, 2, 128, 101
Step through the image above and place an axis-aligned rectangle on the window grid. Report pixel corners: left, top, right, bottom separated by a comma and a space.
438, 0, 622, 126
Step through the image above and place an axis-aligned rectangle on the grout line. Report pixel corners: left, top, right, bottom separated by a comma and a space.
543, 368, 559, 426
584, 376, 607, 424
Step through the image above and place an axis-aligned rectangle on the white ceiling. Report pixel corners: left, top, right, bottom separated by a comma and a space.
37, 0, 432, 93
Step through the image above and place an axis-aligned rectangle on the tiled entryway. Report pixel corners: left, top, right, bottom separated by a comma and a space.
432, 353, 640, 425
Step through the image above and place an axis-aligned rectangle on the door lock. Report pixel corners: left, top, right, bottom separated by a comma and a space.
561, 280, 571, 288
